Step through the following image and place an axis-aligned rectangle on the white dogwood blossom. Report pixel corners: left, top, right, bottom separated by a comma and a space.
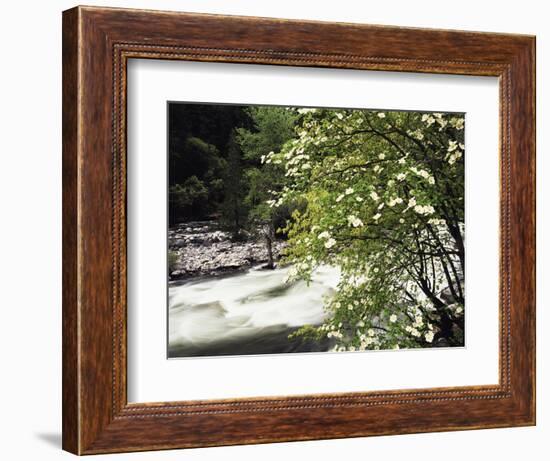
414, 204, 436, 216
347, 215, 364, 228
324, 238, 336, 249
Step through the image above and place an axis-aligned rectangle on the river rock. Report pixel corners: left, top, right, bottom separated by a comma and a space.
168, 221, 287, 280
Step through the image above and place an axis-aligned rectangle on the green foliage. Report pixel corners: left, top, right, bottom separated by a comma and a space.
236, 107, 299, 265
288, 324, 324, 341
169, 137, 227, 222
168, 250, 179, 273
169, 175, 209, 218
237, 106, 297, 162
237, 106, 298, 222
220, 133, 249, 239
271, 109, 465, 351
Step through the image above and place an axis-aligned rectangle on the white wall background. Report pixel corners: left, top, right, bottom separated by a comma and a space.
0, 1, 545, 459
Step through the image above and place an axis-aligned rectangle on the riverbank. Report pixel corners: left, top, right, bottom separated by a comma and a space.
168, 221, 287, 280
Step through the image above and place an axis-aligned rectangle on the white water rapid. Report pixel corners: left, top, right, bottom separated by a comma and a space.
168, 265, 340, 357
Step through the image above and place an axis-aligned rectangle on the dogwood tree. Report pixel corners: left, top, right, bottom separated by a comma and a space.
266, 108, 465, 350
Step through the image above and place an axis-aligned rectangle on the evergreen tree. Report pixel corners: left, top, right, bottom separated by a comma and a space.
221, 133, 248, 239
236, 106, 298, 267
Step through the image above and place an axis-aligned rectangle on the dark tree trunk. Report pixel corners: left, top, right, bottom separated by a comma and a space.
265, 235, 274, 269
417, 276, 462, 346
232, 202, 241, 240
435, 310, 456, 345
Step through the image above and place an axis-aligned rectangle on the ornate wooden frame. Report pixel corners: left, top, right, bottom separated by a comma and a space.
62, 5, 536, 455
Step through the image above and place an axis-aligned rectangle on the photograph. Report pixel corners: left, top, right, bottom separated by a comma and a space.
167, 103, 466, 358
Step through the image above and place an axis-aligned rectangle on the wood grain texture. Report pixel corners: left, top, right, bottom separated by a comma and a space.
62, 5, 536, 455
62, 6, 80, 454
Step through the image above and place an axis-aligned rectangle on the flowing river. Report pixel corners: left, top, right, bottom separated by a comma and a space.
168, 265, 340, 358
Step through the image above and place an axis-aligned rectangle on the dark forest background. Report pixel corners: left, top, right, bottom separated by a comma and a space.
169, 102, 299, 253
168, 103, 253, 225
169, 102, 304, 272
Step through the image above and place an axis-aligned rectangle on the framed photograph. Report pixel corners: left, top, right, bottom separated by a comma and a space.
62, 6, 535, 455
